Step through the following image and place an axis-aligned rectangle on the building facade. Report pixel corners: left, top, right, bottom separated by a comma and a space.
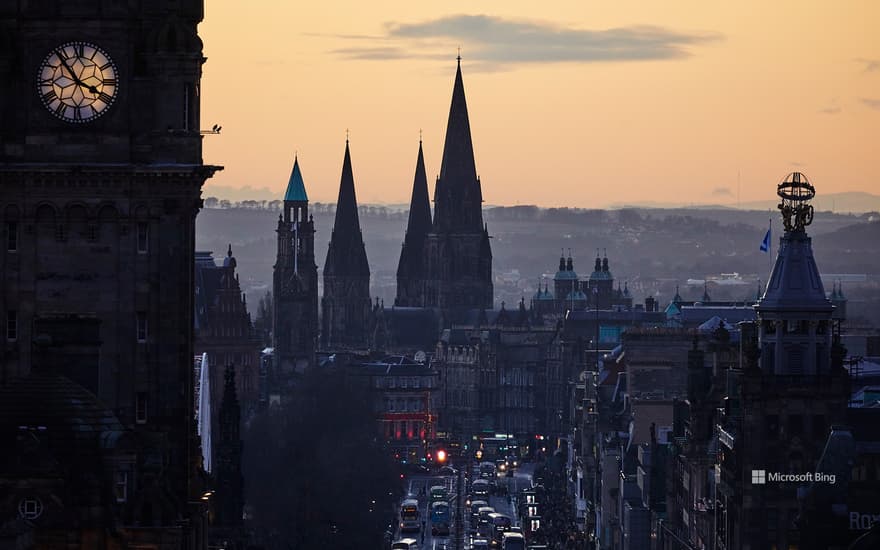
0, 2, 218, 546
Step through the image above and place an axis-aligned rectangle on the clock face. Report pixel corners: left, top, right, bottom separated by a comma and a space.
37, 41, 118, 123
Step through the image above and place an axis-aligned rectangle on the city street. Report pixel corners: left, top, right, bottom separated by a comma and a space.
394, 462, 536, 550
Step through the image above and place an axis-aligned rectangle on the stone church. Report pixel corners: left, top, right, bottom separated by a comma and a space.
0, 2, 219, 547
396, 57, 494, 311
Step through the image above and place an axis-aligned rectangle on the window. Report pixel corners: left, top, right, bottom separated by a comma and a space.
114, 471, 128, 502
55, 224, 65, 242
136, 312, 148, 342
87, 222, 98, 242
136, 392, 148, 424
6, 221, 17, 252
6, 310, 17, 341
137, 222, 149, 253
183, 83, 191, 131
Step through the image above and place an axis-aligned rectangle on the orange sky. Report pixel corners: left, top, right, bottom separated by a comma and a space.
199, 1, 879, 208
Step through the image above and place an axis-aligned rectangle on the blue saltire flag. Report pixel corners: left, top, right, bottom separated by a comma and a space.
760, 228, 771, 252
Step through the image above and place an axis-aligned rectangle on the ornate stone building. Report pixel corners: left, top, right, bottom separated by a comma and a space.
273, 157, 318, 375
0, 1, 219, 547
194, 247, 261, 460
395, 58, 493, 310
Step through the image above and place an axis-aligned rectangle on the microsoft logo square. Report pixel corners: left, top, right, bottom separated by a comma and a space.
751, 470, 766, 485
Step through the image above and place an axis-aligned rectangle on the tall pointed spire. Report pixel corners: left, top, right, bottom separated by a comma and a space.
284, 156, 308, 202
397, 140, 432, 283
404, 140, 432, 246
325, 139, 369, 277
433, 57, 483, 232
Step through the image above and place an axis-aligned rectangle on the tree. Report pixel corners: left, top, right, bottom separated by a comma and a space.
204, 196, 219, 209
243, 368, 403, 549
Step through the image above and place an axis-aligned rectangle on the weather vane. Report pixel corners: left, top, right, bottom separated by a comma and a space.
777, 172, 815, 232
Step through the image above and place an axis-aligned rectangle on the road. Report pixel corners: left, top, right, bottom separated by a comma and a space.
392, 462, 535, 550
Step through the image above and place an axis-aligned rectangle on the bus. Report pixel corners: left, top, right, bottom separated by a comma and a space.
431, 501, 451, 536
399, 499, 420, 533
430, 485, 448, 502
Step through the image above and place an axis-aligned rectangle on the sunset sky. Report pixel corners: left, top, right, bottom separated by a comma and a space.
199, 1, 879, 208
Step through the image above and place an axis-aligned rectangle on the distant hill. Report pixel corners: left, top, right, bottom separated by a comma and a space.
202, 184, 279, 202
196, 204, 878, 327
610, 192, 880, 214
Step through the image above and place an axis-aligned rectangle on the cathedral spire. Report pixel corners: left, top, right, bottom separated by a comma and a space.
433, 57, 483, 232
404, 140, 432, 245
325, 139, 369, 278
397, 140, 432, 283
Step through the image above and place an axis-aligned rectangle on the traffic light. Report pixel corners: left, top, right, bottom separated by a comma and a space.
436, 449, 447, 463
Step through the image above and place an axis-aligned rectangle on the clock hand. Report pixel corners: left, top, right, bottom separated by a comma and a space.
56, 51, 99, 94
56, 52, 83, 84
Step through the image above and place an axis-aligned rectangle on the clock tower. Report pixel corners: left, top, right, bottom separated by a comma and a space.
0, 2, 220, 548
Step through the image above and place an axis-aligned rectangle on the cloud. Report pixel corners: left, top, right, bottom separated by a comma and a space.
711, 186, 732, 197
855, 58, 880, 73
819, 106, 841, 115
329, 14, 721, 70
860, 98, 880, 110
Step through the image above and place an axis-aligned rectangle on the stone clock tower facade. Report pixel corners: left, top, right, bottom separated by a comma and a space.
0, 2, 220, 548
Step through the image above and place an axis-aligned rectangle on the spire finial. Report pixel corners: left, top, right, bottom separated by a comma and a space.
419, 128, 423, 144
345, 128, 349, 143
603, 247, 607, 258
227, 243, 232, 257
457, 46, 461, 65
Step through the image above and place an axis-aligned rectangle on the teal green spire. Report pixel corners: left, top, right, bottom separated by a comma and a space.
284, 156, 308, 202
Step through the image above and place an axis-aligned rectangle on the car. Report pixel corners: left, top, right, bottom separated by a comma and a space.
472, 478, 490, 497
470, 499, 489, 523
471, 538, 490, 548
391, 538, 419, 550
501, 531, 526, 550
438, 465, 458, 476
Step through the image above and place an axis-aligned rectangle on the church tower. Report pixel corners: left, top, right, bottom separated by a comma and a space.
395, 140, 432, 307
273, 157, 318, 374
423, 57, 493, 309
0, 2, 219, 545
321, 140, 371, 349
